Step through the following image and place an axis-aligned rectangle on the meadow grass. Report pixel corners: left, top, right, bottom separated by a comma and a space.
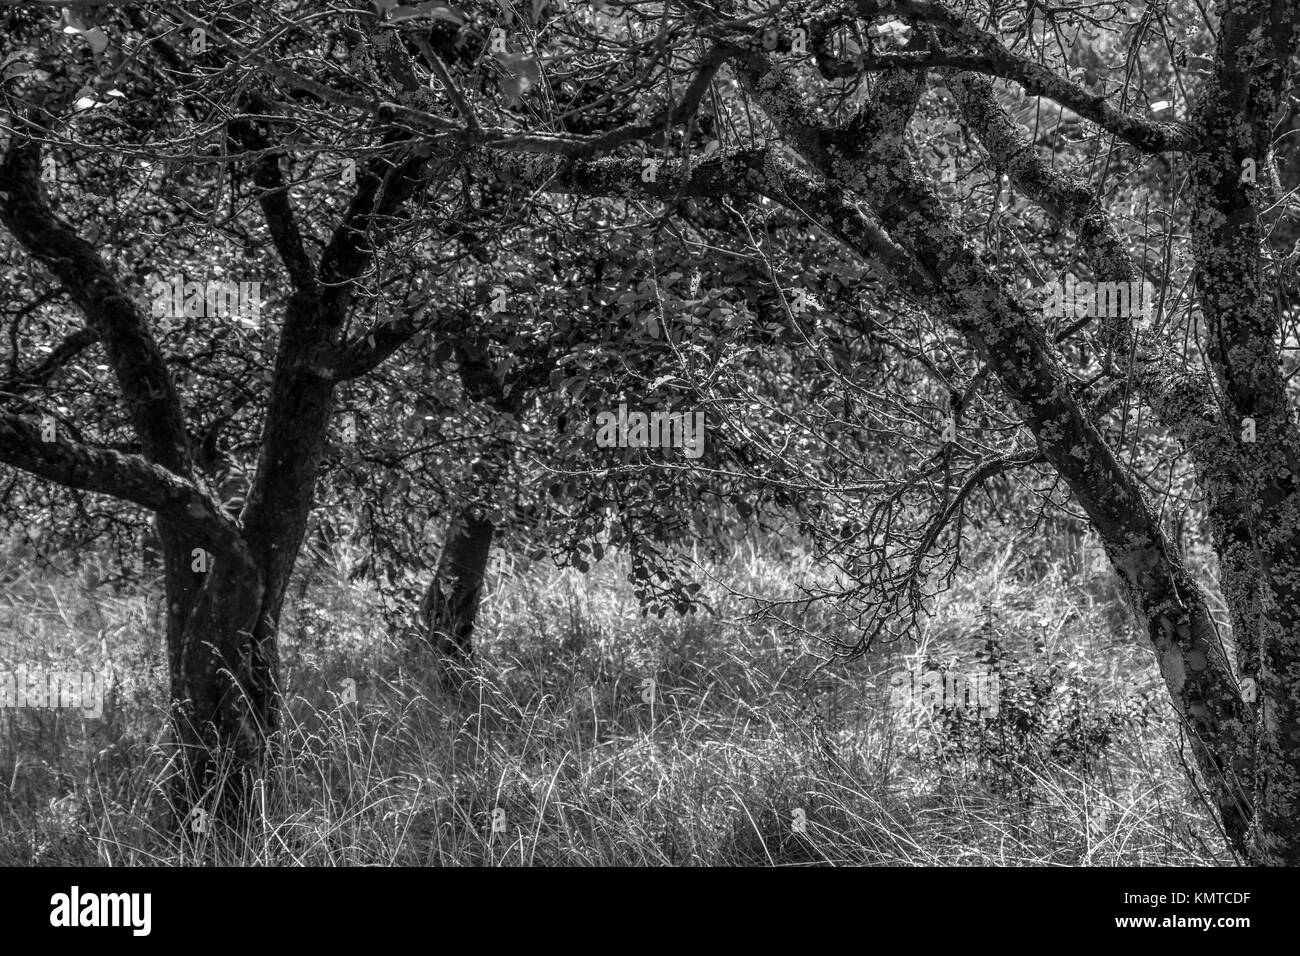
0, 537, 1232, 866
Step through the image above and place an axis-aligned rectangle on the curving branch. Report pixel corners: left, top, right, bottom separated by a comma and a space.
334, 297, 438, 381
729, 40, 1256, 852
0, 411, 245, 555
950, 68, 1264, 696
0, 135, 194, 478
719, 0, 1197, 151
229, 115, 320, 296
840, 0, 1197, 152
0, 326, 98, 398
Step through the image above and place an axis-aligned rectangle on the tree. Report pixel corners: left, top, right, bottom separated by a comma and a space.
442, 0, 1298, 860
2, 0, 1297, 865
1, 1, 456, 819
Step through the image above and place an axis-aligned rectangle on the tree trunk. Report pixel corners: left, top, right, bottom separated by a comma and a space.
415, 345, 520, 686
142, 519, 163, 573
0, 109, 436, 838
730, 57, 1259, 856
163, 534, 274, 830
418, 507, 494, 687
1183, 1, 1299, 864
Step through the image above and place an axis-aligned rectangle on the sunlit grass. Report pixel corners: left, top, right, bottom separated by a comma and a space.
0, 538, 1230, 866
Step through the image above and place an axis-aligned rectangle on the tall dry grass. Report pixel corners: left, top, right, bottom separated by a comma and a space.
0, 537, 1232, 866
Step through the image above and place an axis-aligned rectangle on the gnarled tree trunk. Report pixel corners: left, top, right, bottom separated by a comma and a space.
0, 100, 437, 831
165, 538, 270, 824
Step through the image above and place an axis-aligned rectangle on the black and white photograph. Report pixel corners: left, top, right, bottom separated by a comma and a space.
0, 0, 1291, 931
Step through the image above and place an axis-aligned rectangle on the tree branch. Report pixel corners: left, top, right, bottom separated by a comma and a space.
0, 135, 194, 477
0, 411, 244, 555
750, 0, 1198, 152
229, 115, 320, 296
0, 326, 98, 397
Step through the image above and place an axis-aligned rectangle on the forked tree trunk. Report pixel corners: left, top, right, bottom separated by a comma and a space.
418, 507, 495, 687
0, 114, 435, 838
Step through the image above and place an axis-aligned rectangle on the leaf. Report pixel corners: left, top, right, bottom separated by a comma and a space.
500, 73, 533, 107
82, 27, 109, 55
869, 19, 911, 44
1, 58, 36, 81
495, 51, 542, 84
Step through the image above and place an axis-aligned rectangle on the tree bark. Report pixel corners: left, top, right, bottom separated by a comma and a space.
166, 539, 271, 826
1, 105, 437, 828
414, 344, 521, 686
1186, 0, 1300, 864
419, 508, 495, 687
729, 52, 1258, 855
